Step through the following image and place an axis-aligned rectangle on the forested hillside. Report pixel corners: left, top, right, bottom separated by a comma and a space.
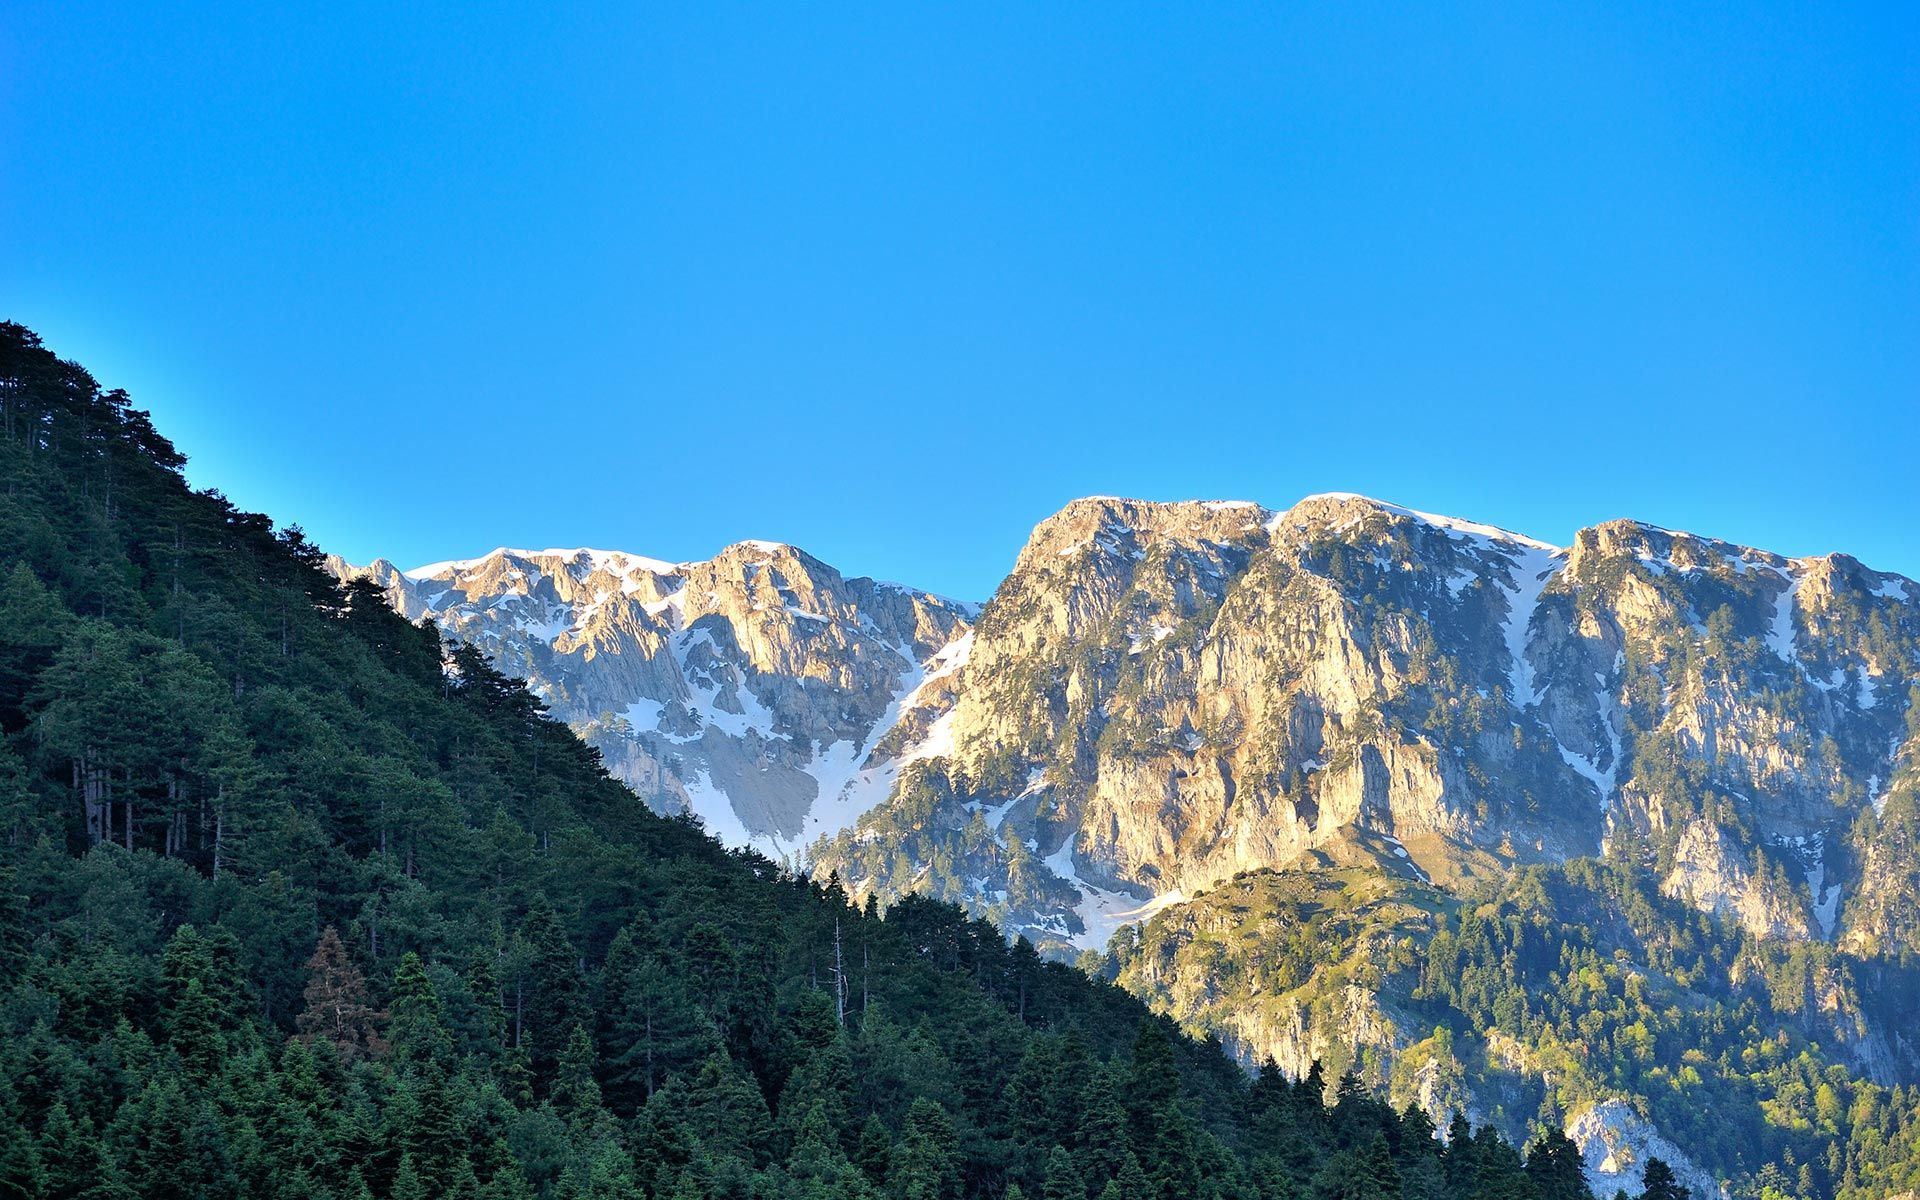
1100, 860, 1920, 1200
0, 324, 1671, 1199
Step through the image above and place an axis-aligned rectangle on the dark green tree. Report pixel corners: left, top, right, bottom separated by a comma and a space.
1639, 1159, 1690, 1200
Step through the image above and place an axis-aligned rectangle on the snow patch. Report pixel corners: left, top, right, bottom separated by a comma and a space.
1128, 621, 1177, 654
1042, 836, 1185, 953
1556, 737, 1617, 809
786, 629, 976, 855
678, 765, 780, 860
1286, 493, 1564, 552
1499, 546, 1563, 708
1766, 569, 1800, 665
623, 698, 665, 733
404, 545, 680, 581
1808, 858, 1841, 938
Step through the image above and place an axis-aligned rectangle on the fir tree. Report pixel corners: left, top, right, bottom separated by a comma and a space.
388, 951, 455, 1067
1526, 1127, 1592, 1200
512, 898, 584, 1085
1639, 1159, 1691, 1200
1042, 1146, 1086, 1200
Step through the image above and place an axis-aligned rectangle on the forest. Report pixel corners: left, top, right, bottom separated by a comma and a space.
0, 318, 1698, 1200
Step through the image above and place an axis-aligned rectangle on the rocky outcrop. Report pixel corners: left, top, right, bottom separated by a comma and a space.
336, 495, 1920, 960
1566, 1100, 1724, 1200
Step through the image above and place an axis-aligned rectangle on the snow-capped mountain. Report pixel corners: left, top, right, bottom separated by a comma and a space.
337, 494, 1920, 1194
329, 542, 975, 861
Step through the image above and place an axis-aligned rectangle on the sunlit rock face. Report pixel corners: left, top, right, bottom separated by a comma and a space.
816, 493, 1916, 955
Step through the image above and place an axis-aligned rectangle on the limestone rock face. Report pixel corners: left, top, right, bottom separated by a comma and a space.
329, 544, 974, 859
815, 493, 1919, 957
1564, 1100, 1724, 1200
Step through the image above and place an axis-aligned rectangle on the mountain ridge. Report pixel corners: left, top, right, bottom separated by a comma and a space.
338, 490, 1920, 913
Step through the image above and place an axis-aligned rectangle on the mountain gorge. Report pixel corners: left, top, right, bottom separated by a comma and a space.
347, 491, 1920, 1196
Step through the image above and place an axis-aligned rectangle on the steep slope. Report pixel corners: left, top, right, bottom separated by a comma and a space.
5, 321, 1612, 1200
330, 544, 974, 860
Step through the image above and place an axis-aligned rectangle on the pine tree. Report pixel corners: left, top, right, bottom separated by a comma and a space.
1362, 1133, 1402, 1199
166, 975, 225, 1081
0, 865, 27, 985
890, 1098, 961, 1200
1105, 1152, 1150, 1200
0, 1083, 43, 1200
680, 1052, 774, 1168
786, 1100, 870, 1198
775, 1030, 855, 1154
512, 898, 584, 1084
295, 926, 386, 1062
1125, 1018, 1179, 1149
1074, 1068, 1131, 1193
482, 1162, 537, 1200
35, 1101, 99, 1200
634, 1083, 703, 1199
1441, 1111, 1477, 1193
392, 1063, 464, 1196
464, 948, 507, 1061
601, 951, 717, 1110
856, 1114, 894, 1183
552, 1024, 606, 1126
391, 1154, 428, 1200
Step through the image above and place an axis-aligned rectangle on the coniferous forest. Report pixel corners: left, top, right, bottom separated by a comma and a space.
0, 319, 1794, 1200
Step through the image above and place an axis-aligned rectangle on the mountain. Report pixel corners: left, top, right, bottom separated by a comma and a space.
328, 544, 974, 860
12, 317, 1920, 1198
809, 493, 1920, 1192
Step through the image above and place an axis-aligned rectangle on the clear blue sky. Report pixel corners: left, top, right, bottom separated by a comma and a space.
4, 3, 1915, 600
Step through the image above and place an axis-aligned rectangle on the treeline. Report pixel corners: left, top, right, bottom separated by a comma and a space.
0, 320, 1661, 1199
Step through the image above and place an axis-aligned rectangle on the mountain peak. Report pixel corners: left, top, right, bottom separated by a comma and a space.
1280, 492, 1563, 552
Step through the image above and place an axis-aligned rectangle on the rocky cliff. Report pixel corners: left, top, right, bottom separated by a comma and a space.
816, 494, 1918, 958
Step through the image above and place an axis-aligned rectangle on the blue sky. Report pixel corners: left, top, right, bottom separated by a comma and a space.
4, 3, 1915, 601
